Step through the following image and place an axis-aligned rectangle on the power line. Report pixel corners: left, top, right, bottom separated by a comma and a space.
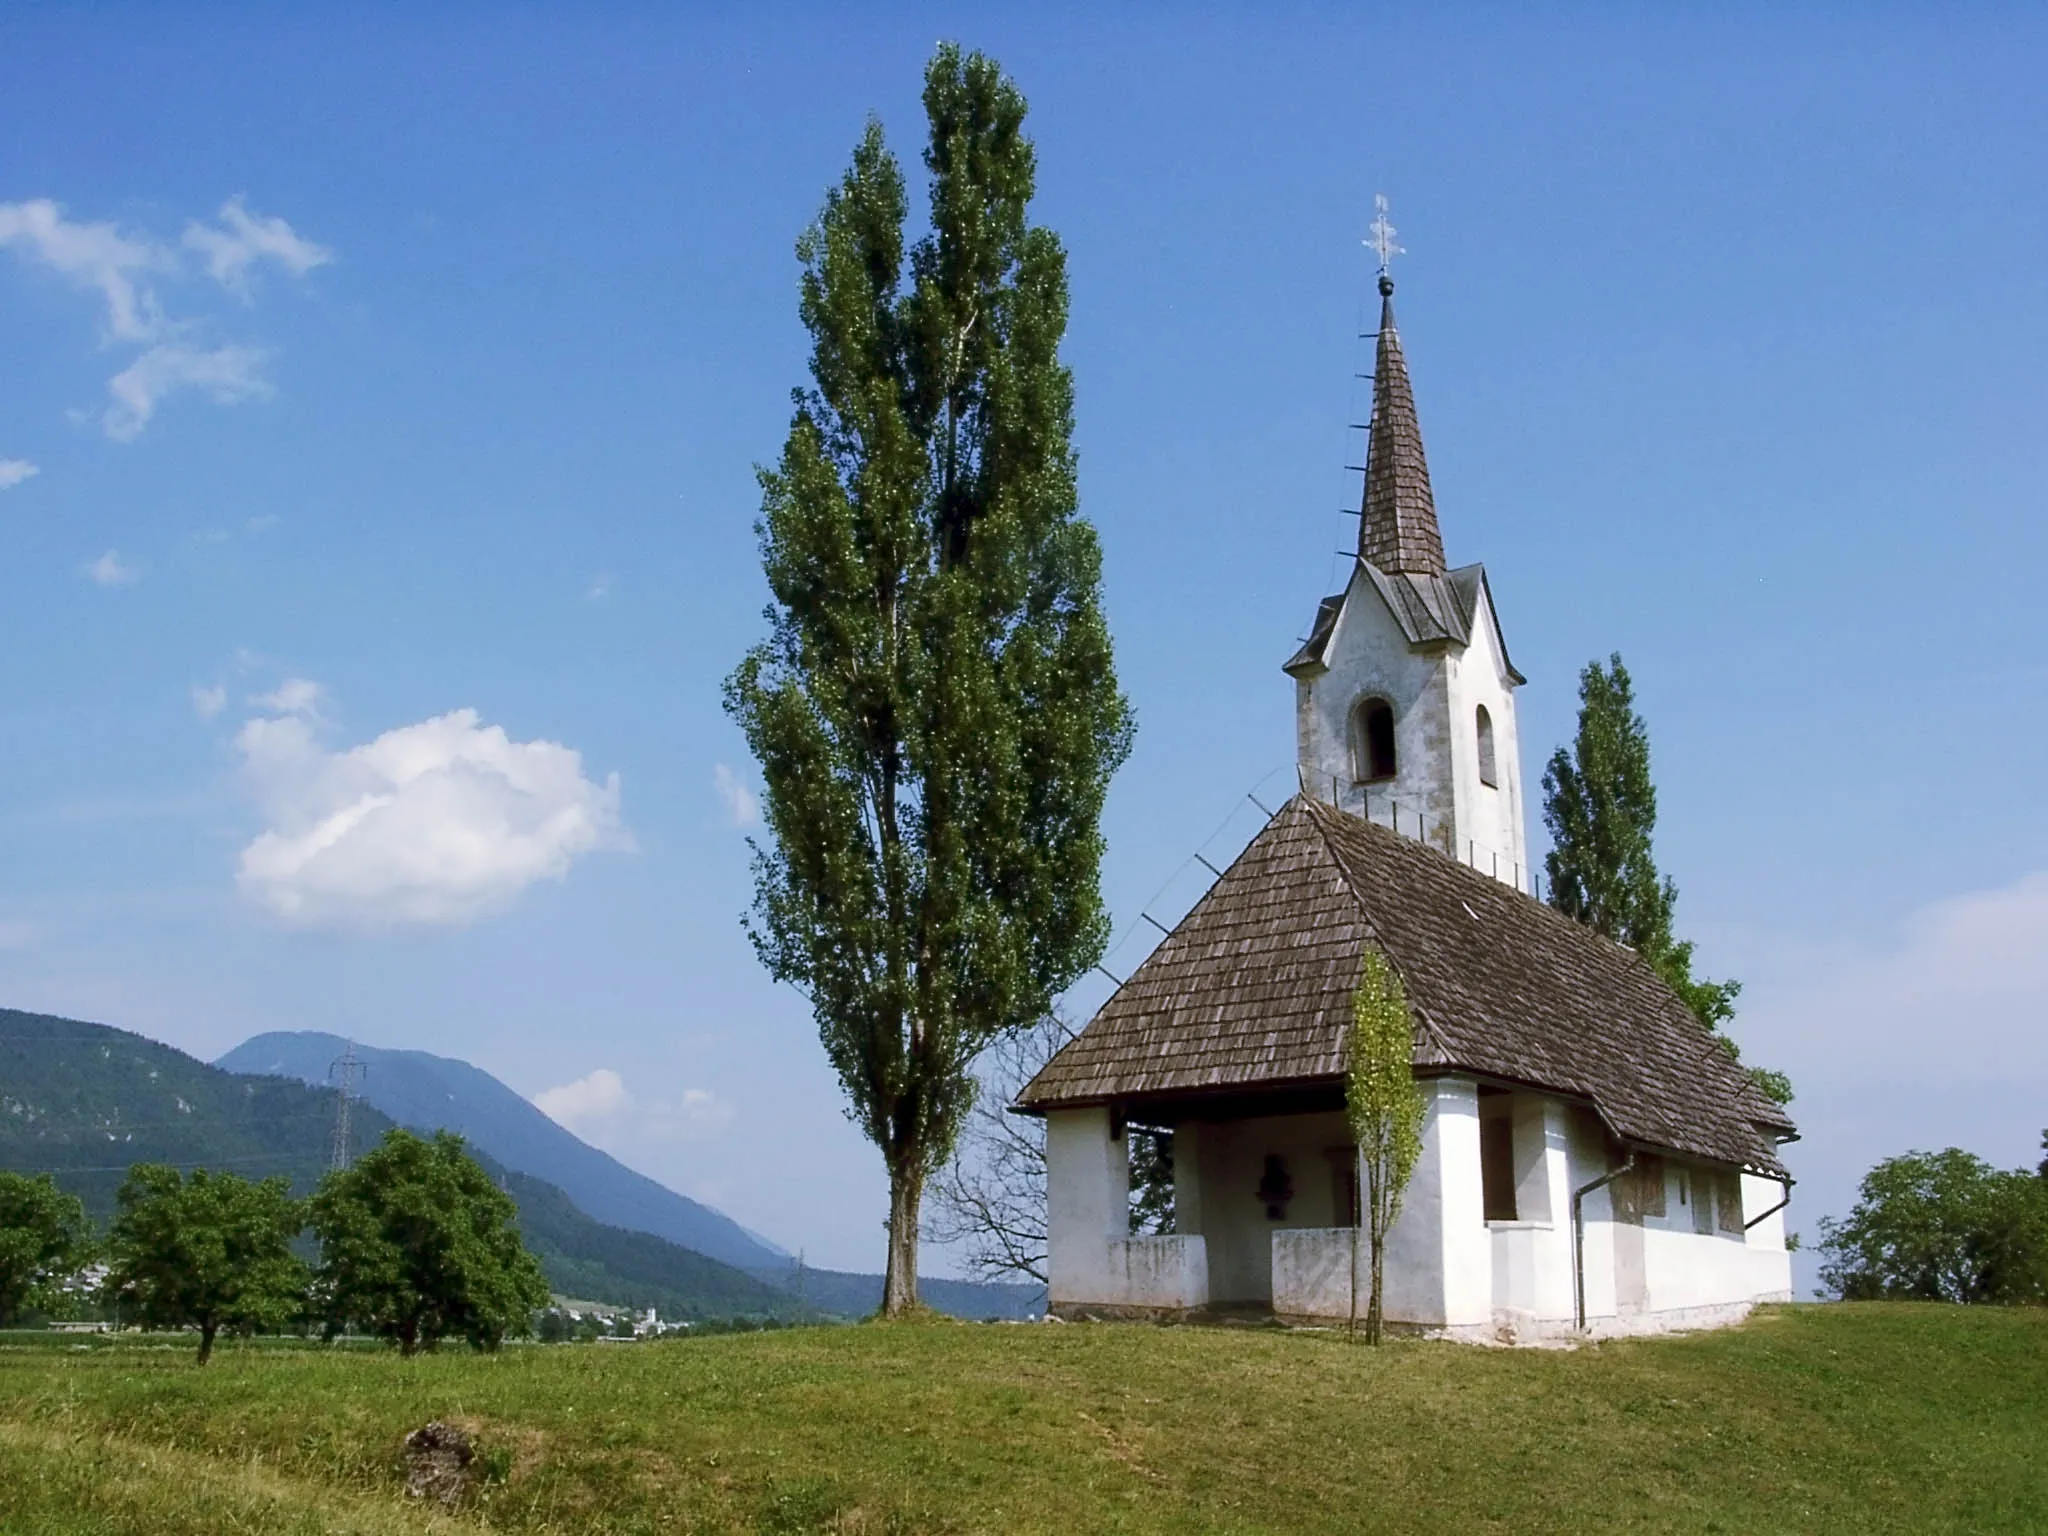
328, 1041, 365, 1172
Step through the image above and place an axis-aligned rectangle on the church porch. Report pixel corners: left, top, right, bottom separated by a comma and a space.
1043, 1079, 1790, 1339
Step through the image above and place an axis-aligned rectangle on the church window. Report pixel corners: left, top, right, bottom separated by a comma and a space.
1352, 697, 1397, 783
1716, 1173, 1745, 1236
1476, 705, 1498, 788
1325, 1147, 1360, 1227
1480, 1114, 1517, 1222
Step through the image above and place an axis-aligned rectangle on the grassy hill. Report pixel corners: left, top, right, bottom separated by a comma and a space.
0, 1305, 2042, 1533
0, 1008, 805, 1322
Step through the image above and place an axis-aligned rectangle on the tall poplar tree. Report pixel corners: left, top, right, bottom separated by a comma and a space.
1345, 947, 1425, 1344
1543, 654, 1790, 1104
725, 46, 1132, 1316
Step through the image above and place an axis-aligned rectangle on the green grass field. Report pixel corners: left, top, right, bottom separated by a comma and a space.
1, 1304, 2041, 1534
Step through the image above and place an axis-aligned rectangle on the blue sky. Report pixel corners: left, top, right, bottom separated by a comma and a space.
3, 7, 2044, 1278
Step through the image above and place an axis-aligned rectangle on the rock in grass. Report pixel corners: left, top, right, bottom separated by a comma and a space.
402, 1420, 475, 1506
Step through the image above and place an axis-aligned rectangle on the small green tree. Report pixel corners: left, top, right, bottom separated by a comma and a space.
0, 1172, 93, 1324
1345, 947, 1426, 1343
1816, 1147, 2048, 1304
1543, 653, 1790, 1105
309, 1129, 548, 1355
101, 1166, 306, 1363
724, 46, 1132, 1314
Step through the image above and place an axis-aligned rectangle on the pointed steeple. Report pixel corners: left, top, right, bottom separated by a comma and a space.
1358, 273, 1447, 578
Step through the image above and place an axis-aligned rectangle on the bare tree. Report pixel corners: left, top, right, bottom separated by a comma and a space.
926, 1017, 1069, 1284
929, 1014, 1174, 1284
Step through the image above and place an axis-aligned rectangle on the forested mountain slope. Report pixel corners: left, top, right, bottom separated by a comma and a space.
218, 1031, 786, 1271
0, 1008, 806, 1321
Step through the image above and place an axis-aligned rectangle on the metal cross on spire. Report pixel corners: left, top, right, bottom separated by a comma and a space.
1365, 193, 1403, 280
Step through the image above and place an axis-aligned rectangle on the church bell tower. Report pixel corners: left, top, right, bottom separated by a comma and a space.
1282, 201, 1531, 889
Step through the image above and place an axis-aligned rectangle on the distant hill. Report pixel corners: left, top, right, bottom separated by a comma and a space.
217, 1031, 787, 1272
216, 1029, 1044, 1319
0, 1008, 806, 1321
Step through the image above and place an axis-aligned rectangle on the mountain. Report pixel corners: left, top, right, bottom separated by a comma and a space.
0, 1008, 806, 1320
216, 1031, 1045, 1319
216, 1031, 786, 1272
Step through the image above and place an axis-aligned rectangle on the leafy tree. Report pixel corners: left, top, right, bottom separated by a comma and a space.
309, 1129, 548, 1355
1542, 654, 1791, 1105
1345, 948, 1425, 1343
0, 1171, 93, 1324
725, 46, 1132, 1315
1816, 1148, 2048, 1304
101, 1166, 306, 1363
1127, 1129, 1174, 1236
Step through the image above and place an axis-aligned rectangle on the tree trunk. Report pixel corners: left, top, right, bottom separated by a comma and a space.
1366, 1224, 1386, 1346
197, 1319, 217, 1365
881, 1162, 924, 1317
400, 1318, 419, 1357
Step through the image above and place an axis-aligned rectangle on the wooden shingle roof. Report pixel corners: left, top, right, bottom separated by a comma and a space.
1358, 282, 1446, 578
1019, 797, 1794, 1175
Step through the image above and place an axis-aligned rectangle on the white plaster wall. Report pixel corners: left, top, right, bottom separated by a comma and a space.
1441, 587, 1529, 883
1434, 1080, 1491, 1326
1047, 1108, 1211, 1312
1294, 567, 1528, 886
1740, 1172, 1791, 1253
1295, 567, 1457, 849
1492, 1095, 1576, 1322
1271, 1228, 1367, 1321
1045, 1107, 1128, 1306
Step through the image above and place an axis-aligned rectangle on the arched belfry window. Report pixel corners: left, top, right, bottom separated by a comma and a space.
1476, 705, 1498, 788
1351, 697, 1397, 784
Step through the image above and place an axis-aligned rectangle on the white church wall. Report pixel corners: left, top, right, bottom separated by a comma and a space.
1741, 1171, 1791, 1253
1045, 1107, 1128, 1306
1294, 568, 1456, 845
1047, 1107, 1212, 1314
1441, 588, 1529, 883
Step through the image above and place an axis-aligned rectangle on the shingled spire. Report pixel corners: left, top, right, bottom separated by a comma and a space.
1358, 272, 1447, 578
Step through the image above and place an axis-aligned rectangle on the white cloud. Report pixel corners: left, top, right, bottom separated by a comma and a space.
104, 343, 271, 441
83, 549, 138, 587
1, 196, 325, 440
183, 197, 332, 295
249, 677, 322, 716
584, 572, 614, 601
234, 699, 627, 928
533, 1068, 736, 1152
1736, 870, 2048, 1261
191, 684, 227, 719
0, 460, 38, 491
0, 198, 165, 341
714, 763, 759, 828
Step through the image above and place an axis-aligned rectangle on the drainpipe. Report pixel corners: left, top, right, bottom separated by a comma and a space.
1743, 1175, 1795, 1232
1572, 1151, 1637, 1333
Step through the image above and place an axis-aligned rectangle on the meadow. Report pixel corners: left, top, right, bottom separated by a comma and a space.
0, 1304, 2042, 1534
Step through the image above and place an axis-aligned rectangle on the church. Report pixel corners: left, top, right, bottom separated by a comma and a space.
1017, 242, 1797, 1342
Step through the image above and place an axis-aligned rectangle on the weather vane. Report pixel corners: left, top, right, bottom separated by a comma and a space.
1365, 193, 1403, 280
